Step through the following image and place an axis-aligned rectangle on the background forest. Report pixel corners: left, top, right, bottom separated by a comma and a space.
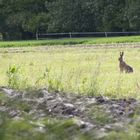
0, 0, 140, 40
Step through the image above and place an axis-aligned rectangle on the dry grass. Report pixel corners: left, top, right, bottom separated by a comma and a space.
0, 44, 140, 98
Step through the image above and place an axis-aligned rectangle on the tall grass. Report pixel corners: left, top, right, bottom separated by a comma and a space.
6, 65, 28, 89
0, 46, 139, 98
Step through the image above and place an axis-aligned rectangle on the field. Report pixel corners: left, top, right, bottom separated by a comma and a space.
0, 37, 140, 140
0, 44, 140, 98
1, 35, 140, 47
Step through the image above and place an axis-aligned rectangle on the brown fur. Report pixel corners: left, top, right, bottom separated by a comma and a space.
118, 52, 133, 73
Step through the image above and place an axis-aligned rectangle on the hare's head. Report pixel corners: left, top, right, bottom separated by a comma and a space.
118, 51, 124, 62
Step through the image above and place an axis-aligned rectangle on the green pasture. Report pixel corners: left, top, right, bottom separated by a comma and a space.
1, 35, 140, 47
0, 45, 140, 98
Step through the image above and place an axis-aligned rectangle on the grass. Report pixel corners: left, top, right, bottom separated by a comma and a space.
1, 115, 139, 140
0, 113, 88, 140
1, 35, 140, 47
1, 39, 140, 140
0, 45, 140, 98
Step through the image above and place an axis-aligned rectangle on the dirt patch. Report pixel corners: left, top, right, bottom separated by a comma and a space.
0, 87, 140, 138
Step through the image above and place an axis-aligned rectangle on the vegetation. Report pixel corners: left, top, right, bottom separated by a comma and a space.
0, 110, 140, 140
0, 0, 140, 40
1, 0, 140, 139
0, 41, 139, 139
0, 45, 139, 98
0, 87, 140, 140
0, 35, 140, 47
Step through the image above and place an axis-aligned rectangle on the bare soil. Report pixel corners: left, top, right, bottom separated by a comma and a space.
0, 87, 140, 138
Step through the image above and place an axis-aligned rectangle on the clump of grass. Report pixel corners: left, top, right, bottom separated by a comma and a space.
86, 62, 101, 96
0, 115, 98, 140
46, 66, 64, 92
6, 65, 28, 89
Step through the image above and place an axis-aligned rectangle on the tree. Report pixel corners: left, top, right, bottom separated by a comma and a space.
126, 0, 140, 31
47, 0, 98, 32
0, 0, 140, 40
0, 0, 49, 40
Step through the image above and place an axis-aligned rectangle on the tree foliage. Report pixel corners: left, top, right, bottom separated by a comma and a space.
0, 0, 140, 40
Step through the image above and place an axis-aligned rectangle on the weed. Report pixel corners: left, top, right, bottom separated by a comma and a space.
6, 65, 28, 89
86, 61, 101, 96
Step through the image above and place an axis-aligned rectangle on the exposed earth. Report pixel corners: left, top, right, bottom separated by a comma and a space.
0, 87, 140, 139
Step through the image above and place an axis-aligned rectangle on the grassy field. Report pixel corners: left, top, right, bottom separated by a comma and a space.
0, 44, 140, 99
0, 40, 140, 140
1, 35, 140, 47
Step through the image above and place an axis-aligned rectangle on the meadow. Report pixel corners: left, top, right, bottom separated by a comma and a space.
0, 43, 140, 98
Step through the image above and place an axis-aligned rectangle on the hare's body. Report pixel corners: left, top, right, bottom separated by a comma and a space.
118, 52, 133, 73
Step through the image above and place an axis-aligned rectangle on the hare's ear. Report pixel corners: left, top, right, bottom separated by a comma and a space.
122, 51, 124, 56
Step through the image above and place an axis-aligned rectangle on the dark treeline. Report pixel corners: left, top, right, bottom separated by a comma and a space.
0, 0, 140, 40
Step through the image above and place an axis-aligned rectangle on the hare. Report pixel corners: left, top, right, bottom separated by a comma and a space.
118, 52, 133, 73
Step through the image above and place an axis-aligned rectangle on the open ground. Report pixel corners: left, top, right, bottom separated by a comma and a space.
0, 43, 140, 98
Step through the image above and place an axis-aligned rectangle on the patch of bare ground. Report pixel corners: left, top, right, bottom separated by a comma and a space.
0, 87, 140, 138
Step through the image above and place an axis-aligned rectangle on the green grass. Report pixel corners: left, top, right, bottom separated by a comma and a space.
1, 116, 140, 140
0, 45, 140, 98
1, 35, 140, 47
0, 113, 90, 140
